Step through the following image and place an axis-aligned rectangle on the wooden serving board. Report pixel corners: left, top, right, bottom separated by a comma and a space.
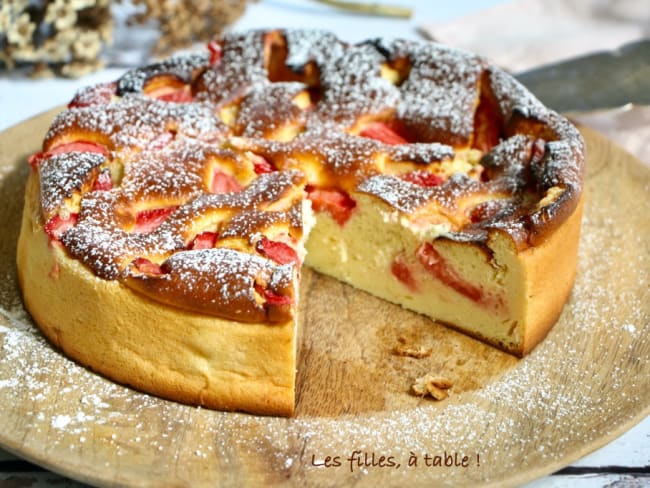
0, 109, 648, 487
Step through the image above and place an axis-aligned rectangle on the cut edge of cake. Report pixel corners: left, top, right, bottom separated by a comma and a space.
305, 190, 584, 356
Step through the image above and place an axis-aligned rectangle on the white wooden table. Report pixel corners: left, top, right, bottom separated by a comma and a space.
0, 1, 648, 486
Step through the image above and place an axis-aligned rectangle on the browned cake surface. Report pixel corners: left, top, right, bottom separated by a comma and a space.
29, 29, 584, 324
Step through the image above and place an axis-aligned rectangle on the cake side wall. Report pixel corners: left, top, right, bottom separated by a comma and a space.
519, 195, 584, 355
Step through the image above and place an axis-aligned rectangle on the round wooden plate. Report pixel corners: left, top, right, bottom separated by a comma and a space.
0, 109, 648, 487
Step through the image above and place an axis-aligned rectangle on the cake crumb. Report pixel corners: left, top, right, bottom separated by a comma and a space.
412, 374, 453, 400
394, 337, 432, 359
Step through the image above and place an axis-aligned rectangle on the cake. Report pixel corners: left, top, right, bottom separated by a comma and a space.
16, 29, 585, 416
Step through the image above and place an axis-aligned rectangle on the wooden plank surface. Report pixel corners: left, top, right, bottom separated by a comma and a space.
0, 112, 648, 487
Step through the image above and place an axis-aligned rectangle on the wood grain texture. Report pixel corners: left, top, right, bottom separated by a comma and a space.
0, 110, 648, 487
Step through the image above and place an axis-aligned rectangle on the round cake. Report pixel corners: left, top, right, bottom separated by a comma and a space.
17, 29, 585, 416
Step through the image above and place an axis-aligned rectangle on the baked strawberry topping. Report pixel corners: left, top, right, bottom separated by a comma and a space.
29, 141, 108, 169
391, 253, 418, 292
44, 213, 78, 242
92, 169, 113, 192
416, 243, 482, 302
155, 88, 193, 103
144, 75, 193, 103
189, 231, 217, 250
305, 185, 356, 226
359, 122, 408, 145
133, 257, 164, 275
468, 200, 504, 223
251, 154, 275, 174
134, 207, 178, 233
210, 170, 242, 194
254, 283, 294, 305
531, 138, 546, 163
27, 153, 43, 170
207, 40, 223, 66
256, 236, 299, 265
68, 82, 117, 109
401, 170, 444, 188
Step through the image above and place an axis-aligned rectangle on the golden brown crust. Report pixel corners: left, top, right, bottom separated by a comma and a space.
518, 194, 584, 356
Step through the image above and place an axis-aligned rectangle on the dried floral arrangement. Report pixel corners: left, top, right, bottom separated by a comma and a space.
0, 0, 113, 77
0, 0, 248, 77
0, 0, 409, 78
128, 0, 249, 57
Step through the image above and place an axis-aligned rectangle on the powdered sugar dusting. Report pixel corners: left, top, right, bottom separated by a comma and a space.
3, 29, 641, 486
40, 29, 585, 301
2, 143, 648, 484
39, 152, 105, 216
126, 248, 296, 322
46, 94, 227, 150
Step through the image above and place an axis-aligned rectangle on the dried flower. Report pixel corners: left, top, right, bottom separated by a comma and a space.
6, 13, 35, 47
45, 0, 78, 31
73, 30, 102, 60
1, 0, 246, 78
10, 0, 30, 13
42, 33, 72, 62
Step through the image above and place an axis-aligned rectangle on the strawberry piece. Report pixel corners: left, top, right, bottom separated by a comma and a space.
254, 283, 294, 305
359, 122, 408, 145
306, 186, 356, 226
29, 141, 108, 170
210, 170, 242, 194
49, 141, 108, 156
189, 231, 217, 250
263, 289, 294, 305
391, 254, 417, 292
531, 138, 546, 163
147, 130, 176, 150
134, 207, 177, 233
207, 40, 223, 66
256, 236, 299, 265
144, 75, 193, 103
68, 82, 117, 108
251, 154, 275, 175
133, 257, 164, 275
402, 170, 444, 188
28, 152, 47, 170
416, 243, 482, 303
155, 88, 193, 103
468, 200, 505, 224
44, 213, 78, 242
92, 169, 113, 191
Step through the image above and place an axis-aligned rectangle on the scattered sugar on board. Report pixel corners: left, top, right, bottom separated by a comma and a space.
0, 182, 647, 482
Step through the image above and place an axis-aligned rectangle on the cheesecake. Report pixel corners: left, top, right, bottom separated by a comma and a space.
17, 29, 585, 416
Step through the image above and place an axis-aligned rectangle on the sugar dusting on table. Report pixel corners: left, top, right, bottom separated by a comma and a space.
0, 188, 648, 484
